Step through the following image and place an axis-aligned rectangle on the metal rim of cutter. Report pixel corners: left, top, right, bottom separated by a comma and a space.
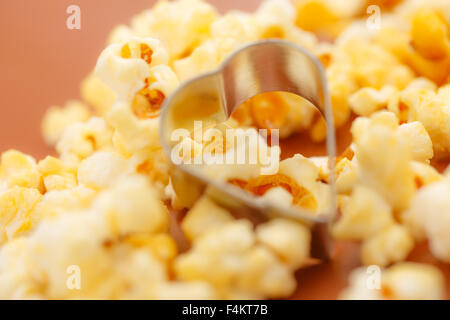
160, 39, 337, 260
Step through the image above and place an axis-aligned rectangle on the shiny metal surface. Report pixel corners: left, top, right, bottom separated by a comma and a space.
160, 39, 337, 260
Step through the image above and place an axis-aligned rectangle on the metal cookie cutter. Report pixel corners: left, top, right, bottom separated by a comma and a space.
160, 39, 336, 260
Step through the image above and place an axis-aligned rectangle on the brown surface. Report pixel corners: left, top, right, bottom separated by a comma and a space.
1, 0, 449, 300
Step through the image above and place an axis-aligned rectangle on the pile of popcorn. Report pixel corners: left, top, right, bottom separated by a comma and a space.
1, 0, 450, 299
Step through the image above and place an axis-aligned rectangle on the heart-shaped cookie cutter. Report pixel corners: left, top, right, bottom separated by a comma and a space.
160, 39, 336, 260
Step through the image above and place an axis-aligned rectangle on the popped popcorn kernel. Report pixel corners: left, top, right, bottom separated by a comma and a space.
361, 224, 414, 267
255, 218, 311, 269
333, 186, 394, 241
382, 262, 445, 300
1, 150, 41, 190
41, 100, 91, 146
181, 196, 234, 241
0, 186, 42, 244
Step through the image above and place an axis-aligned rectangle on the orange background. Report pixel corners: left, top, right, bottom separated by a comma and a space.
1, 0, 449, 300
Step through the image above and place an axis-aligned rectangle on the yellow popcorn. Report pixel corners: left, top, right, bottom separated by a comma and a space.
335, 156, 358, 194
278, 154, 331, 214
414, 90, 450, 157
107, 101, 160, 154
95, 37, 175, 101
259, 187, 294, 209
175, 220, 255, 291
397, 121, 434, 162
93, 175, 170, 236
209, 12, 260, 60
175, 219, 299, 299
0, 150, 41, 190
77, 151, 128, 190
349, 86, 397, 117
234, 93, 317, 139
236, 245, 297, 299
199, 127, 281, 182
386, 79, 428, 124
403, 175, 450, 261
123, 233, 178, 267
381, 262, 445, 300
326, 63, 357, 129
352, 111, 415, 212
361, 224, 414, 267
173, 40, 221, 81
181, 196, 234, 241
333, 185, 394, 241
410, 160, 443, 190
255, 218, 310, 269
410, 8, 450, 60
338, 267, 384, 300
0, 174, 171, 299
0, 187, 42, 244
81, 73, 117, 116
56, 117, 113, 163
294, 0, 347, 39
30, 186, 96, 221
131, 0, 217, 60
38, 156, 77, 192
339, 262, 445, 300
128, 147, 170, 196
41, 100, 91, 146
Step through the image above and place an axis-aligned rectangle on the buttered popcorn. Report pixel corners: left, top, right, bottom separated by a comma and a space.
1, 0, 450, 300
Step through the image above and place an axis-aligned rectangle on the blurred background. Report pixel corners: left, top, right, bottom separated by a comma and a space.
0, 0, 261, 159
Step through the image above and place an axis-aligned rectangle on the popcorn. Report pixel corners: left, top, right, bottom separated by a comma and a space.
30, 186, 96, 221
107, 101, 161, 154
95, 37, 174, 101
381, 262, 445, 300
397, 122, 434, 162
81, 73, 117, 116
181, 196, 234, 241
232, 93, 316, 139
41, 100, 91, 146
338, 267, 384, 300
0, 175, 171, 299
403, 176, 450, 261
175, 219, 299, 299
255, 218, 310, 269
414, 90, 450, 157
77, 151, 128, 190
361, 224, 414, 267
278, 154, 331, 213
340, 262, 445, 300
349, 86, 397, 117
130, 0, 217, 60
0, 187, 42, 244
335, 156, 358, 194
38, 156, 77, 192
56, 117, 113, 164
352, 111, 415, 212
410, 161, 442, 190
0, 150, 41, 190
236, 245, 297, 299
333, 185, 394, 241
